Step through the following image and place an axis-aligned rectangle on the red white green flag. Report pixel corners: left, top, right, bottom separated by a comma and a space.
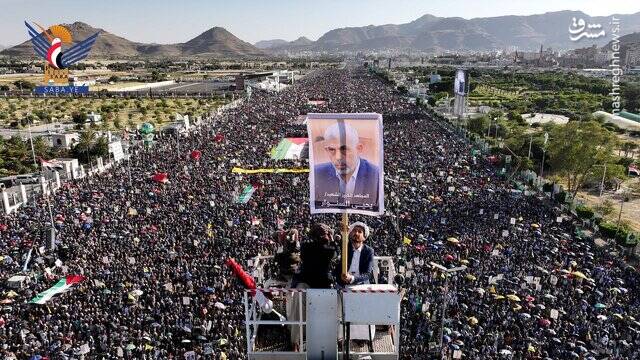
270, 138, 308, 160
29, 275, 86, 304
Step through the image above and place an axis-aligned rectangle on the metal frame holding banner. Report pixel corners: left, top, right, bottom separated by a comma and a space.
307, 113, 384, 216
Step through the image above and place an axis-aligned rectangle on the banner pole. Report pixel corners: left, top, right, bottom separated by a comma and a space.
341, 212, 349, 277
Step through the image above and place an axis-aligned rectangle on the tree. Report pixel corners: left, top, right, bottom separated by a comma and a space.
33, 136, 52, 159
547, 121, 619, 198
620, 141, 638, 159
92, 136, 109, 159
74, 129, 96, 163
13, 80, 35, 90
629, 181, 640, 198
594, 200, 615, 217
2, 136, 32, 174
622, 82, 640, 113
507, 111, 525, 125
585, 163, 627, 190
72, 111, 87, 124
467, 116, 490, 136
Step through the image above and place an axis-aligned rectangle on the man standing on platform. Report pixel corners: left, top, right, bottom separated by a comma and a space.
339, 221, 375, 286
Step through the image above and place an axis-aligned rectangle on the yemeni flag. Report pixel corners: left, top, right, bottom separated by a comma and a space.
629, 164, 639, 176
40, 157, 64, 169
236, 184, 256, 204
29, 275, 86, 304
270, 138, 308, 160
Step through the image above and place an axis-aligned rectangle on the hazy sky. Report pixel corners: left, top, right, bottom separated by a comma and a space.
1, 0, 638, 46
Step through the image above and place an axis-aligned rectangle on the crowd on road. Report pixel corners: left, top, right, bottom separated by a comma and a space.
1, 67, 639, 359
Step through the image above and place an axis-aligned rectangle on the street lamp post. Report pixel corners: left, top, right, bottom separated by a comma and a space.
593, 164, 607, 197
27, 120, 37, 167
614, 192, 628, 239
540, 132, 549, 178
437, 265, 467, 360
600, 164, 607, 197
540, 149, 546, 178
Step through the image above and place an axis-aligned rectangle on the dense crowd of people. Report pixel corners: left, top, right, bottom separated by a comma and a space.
1, 67, 639, 359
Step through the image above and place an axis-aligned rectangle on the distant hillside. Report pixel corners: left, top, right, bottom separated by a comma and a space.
6, 10, 640, 58
254, 39, 288, 49
306, 10, 640, 52
289, 37, 313, 46
181, 27, 263, 57
603, 32, 640, 48
2, 22, 264, 58
260, 36, 316, 53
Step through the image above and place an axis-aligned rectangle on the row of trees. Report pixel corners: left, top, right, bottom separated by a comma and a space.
399, 65, 639, 116
466, 111, 638, 197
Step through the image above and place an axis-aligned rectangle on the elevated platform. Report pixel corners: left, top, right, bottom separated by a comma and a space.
244, 257, 401, 360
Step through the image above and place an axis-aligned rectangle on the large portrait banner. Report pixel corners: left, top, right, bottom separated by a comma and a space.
307, 113, 384, 216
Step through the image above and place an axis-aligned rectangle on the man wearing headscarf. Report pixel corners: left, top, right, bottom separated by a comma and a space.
338, 221, 375, 286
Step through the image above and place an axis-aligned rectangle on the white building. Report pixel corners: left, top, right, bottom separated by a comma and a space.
69, 77, 96, 87
86, 112, 102, 123
408, 83, 428, 99
43, 158, 81, 180
51, 133, 79, 149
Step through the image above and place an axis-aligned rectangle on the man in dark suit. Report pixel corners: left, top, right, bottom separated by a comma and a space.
295, 223, 338, 289
338, 222, 375, 286
313, 122, 380, 209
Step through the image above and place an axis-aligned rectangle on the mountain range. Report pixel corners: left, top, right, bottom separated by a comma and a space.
266, 10, 640, 53
255, 37, 313, 50
1, 22, 264, 58
3, 10, 640, 59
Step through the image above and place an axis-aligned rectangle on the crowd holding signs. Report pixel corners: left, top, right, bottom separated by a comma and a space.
0, 67, 639, 359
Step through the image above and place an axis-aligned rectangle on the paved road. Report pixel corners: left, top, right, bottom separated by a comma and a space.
151, 80, 233, 94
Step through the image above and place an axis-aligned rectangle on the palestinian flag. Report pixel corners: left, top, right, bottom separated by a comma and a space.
236, 184, 256, 204
29, 275, 86, 304
40, 158, 64, 169
270, 138, 308, 160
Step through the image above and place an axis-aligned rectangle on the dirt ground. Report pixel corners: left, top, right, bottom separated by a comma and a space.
575, 177, 640, 232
